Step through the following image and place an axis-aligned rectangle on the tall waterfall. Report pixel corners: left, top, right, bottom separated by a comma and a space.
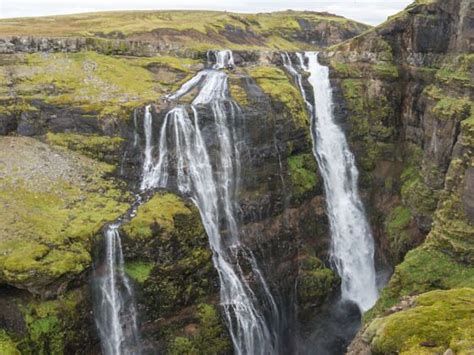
93, 224, 141, 355
140, 50, 279, 354
284, 52, 378, 312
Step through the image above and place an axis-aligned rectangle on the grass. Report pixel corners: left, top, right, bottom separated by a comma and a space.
0, 10, 371, 51
3, 52, 198, 118
46, 133, 124, 162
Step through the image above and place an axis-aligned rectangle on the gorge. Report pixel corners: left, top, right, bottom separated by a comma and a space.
0, 0, 473, 354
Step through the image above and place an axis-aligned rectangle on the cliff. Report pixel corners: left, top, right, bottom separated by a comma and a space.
321, 0, 473, 353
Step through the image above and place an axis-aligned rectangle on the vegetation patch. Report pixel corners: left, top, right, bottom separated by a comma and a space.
168, 304, 230, 355
122, 193, 193, 240
0, 330, 19, 355
248, 65, 309, 129
287, 153, 319, 201
297, 256, 340, 318
16, 289, 90, 354
386, 206, 413, 262
124, 261, 154, 284
46, 132, 124, 162
0, 137, 129, 292
365, 248, 474, 323
364, 288, 474, 355
373, 62, 399, 79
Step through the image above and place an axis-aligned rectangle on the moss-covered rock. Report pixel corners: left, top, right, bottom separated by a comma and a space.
296, 255, 340, 318
46, 132, 124, 163
0, 137, 129, 295
287, 153, 320, 202
14, 288, 96, 354
363, 288, 474, 355
167, 304, 231, 355
0, 330, 20, 355
385, 206, 414, 262
120, 192, 215, 321
365, 248, 474, 323
122, 193, 194, 242
248, 65, 309, 130
0, 52, 199, 120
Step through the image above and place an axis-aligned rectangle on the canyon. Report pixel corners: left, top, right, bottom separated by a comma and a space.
0, 0, 472, 354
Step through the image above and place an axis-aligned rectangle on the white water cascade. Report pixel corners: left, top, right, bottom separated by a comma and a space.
140, 50, 280, 355
93, 224, 141, 355
284, 52, 378, 312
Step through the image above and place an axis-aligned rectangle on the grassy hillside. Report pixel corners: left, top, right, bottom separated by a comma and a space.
0, 10, 371, 51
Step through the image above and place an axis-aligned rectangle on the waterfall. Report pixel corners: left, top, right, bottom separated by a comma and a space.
141, 50, 280, 354
93, 224, 141, 355
284, 52, 378, 312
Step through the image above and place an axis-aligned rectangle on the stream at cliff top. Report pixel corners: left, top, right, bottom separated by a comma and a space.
140, 50, 281, 355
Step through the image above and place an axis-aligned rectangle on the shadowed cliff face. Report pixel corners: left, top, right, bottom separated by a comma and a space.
321, 0, 473, 353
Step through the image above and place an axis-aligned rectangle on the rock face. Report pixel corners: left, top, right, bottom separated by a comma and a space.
322, 0, 473, 353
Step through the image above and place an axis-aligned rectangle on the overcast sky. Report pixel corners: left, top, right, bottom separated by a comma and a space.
0, 0, 414, 25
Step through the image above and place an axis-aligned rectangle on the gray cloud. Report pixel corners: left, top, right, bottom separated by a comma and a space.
0, 0, 414, 25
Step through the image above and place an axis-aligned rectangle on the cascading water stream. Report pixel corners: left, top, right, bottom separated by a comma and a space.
93, 104, 157, 355
283, 52, 378, 312
140, 50, 280, 355
93, 224, 141, 355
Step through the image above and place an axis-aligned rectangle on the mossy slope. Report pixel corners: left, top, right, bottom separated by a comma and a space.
0, 136, 129, 294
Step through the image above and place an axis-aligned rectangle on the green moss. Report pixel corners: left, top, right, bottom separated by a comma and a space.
373, 62, 399, 78
287, 153, 319, 201
401, 164, 438, 217
366, 248, 474, 323
389, 248, 474, 297
435, 54, 474, 88
330, 61, 362, 78
168, 337, 198, 355
46, 132, 124, 162
229, 77, 249, 107
0, 330, 20, 355
427, 156, 474, 263
297, 256, 340, 315
6, 52, 196, 118
168, 304, 230, 355
340, 78, 396, 172
124, 261, 154, 283
365, 288, 474, 355
18, 290, 88, 354
122, 193, 192, 240
433, 96, 471, 120
0, 138, 129, 289
386, 206, 413, 261
129, 193, 213, 319
248, 65, 309, 129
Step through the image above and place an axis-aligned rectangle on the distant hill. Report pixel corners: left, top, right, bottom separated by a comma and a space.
0, 10, 371, 51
